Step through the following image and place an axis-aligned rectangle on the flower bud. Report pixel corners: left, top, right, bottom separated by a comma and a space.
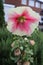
24, 38, 28, 41
11, 42, 14, 47
14, 48, 21, 56
23, 61, 30, 65
30, 40, 35, 45
17, 60, 22, 65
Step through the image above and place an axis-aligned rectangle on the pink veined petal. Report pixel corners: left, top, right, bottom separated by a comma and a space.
21, 10, 38, 23
21, 10, 29, 17
23, 21, 31, 33
17, 20, 31, 33
8, 12, 21, 31
10, 22, 17, 32
8, 12, 20, 22
25, 16, 38, 23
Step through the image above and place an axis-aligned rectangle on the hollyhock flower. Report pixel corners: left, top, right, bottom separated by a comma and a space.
7, 6, 40, 36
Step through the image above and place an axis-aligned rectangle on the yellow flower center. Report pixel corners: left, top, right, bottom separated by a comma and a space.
18, 16, 25, 23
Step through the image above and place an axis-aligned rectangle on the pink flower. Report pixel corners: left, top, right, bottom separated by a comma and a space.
7, 7, 40, 36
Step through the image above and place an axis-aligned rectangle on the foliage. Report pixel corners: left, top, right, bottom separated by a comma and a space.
0, 27, 14, 65
0, 0, 5, 27
0, 0, 14, 65
31, 29, 43, 65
